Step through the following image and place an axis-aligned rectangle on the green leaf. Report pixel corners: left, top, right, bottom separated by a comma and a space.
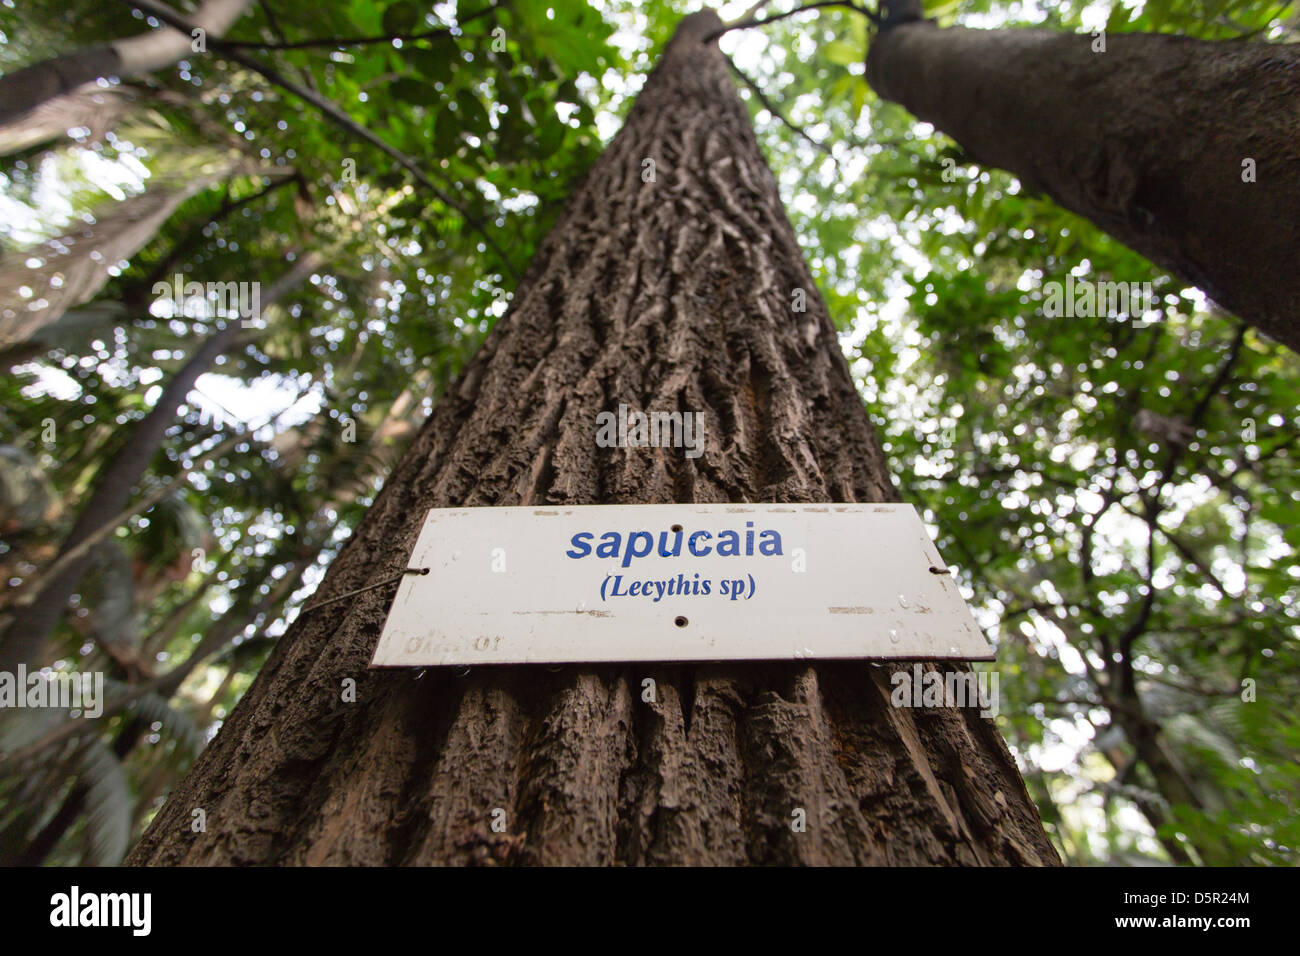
391, 77, 438, 107
534, 117, 566, 158
382, 1, 418, 36
850, 78, 868, 122
495, 111, 529, 161
409, 38, 457, 87
78, 739, 132, 866
455, 91, 491, 137
434, 107, 462, 155
823, 41, 862, 67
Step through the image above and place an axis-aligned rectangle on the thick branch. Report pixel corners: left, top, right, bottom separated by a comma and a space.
867, 23, 1300, 352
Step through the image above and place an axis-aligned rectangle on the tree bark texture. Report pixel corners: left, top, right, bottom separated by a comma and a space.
128, 11, 1059, 866
867, 21, 1300, 353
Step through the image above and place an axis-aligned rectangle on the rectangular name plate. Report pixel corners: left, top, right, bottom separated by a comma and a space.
370, 503, 992, 667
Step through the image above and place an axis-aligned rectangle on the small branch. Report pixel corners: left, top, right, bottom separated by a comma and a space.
999, 600, 1065, 624
725, 56, 835, 161
1152, 323, 1247, 492
1045, 696, 1109, 711
1141, 672, 1241, 699
732, 1, 776, 25
1115, 503, 1159, 686
0, 566, 298, 766
138, 171, 301, 292
255, 0, 289, 45
1114, 498, 1235, 600
705, 1, 868, 43
215, 47, 520, 274
223, 6, 495, 51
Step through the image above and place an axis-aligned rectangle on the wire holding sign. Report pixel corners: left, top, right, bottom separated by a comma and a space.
369, 503, 993, 667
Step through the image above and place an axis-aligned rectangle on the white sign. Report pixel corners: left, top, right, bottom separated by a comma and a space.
369, 503, 992, 667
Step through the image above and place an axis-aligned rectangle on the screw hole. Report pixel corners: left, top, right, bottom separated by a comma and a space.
674, 616, 688, 627
671, 524, 683, 533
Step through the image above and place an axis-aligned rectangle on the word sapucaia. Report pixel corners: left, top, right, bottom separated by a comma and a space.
152, 272, 261, 326
566, 521, 784, 567
49, 886, 151, 936
0, 665, 103, 718
595, 404, 704, 459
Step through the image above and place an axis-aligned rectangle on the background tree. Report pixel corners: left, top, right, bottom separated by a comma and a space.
863, 0, 1300, 353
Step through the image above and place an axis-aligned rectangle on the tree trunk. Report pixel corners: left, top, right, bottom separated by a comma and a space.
866, 15, 1300, 353
127, 10, 1058, 867
0, 252, 321, 671
0, 0, 253, 149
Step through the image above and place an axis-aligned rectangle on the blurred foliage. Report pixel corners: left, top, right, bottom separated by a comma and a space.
0, 0, 1296, 865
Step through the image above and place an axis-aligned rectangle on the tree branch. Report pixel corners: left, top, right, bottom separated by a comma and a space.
1114, 497, 1235, 600
255, 0, 289, 45
725, 56, 835, 161
1114, 502, 1159, 703
705, 1, 868, 43
1152, 323, 1248, 491
222, 5, 496, 51
731, 1, 776, 25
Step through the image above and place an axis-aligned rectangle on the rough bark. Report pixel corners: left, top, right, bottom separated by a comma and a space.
128, 10, 1058, 866
0, 0, 253, 148
0, 253, 321, 671
867, 19, 1300, 353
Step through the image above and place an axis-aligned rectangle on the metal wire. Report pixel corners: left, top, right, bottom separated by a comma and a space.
298, 567, 429, 615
